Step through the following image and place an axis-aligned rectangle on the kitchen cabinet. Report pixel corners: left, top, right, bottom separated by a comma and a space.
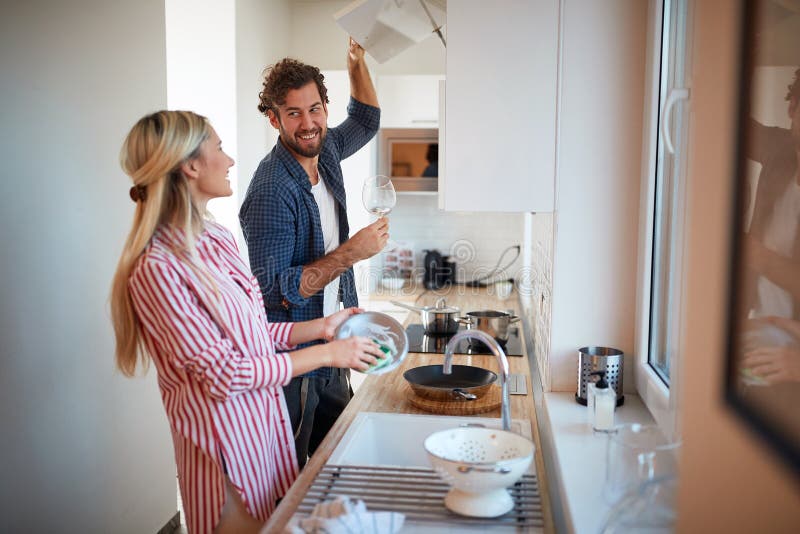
376, 74, 444, 128
441, 0, 558, 212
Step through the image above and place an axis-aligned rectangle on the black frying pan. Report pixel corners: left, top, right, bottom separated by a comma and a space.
404, 365, 497, 402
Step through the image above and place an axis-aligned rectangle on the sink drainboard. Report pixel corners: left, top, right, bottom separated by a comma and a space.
296, 464, 544, 531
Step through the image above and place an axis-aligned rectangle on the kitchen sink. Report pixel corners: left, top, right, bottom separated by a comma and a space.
327, 412, 532, 467
291, 413, 542, 533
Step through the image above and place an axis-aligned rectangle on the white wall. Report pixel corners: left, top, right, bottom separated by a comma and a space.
386, 196, 525, 284
676, 1, 800, 529
549, 0, 647, 392
166, 0, 239, 233
235, 0, 291, 257
0, 1, 175, 531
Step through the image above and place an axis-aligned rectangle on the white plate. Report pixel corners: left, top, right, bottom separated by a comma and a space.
334, 311, 409, 375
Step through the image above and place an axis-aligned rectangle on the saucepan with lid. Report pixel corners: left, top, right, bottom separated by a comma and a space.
390, 297, 461, 335
458, 310, 520, 342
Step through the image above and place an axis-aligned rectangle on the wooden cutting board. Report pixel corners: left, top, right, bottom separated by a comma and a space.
405, 384, 502, 415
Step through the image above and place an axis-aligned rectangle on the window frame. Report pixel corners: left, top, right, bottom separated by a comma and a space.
634, 0, 693, 440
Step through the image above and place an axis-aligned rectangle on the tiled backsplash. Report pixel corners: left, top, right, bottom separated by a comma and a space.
519, 212, 554, 391
356, 196, 555, 393
372, 194, 526, 287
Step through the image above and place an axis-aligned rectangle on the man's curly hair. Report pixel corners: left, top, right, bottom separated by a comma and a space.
785, 67, 800, 103
258, 58, 329, 118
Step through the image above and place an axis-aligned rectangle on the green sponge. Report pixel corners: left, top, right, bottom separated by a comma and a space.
370, 339, 393, 371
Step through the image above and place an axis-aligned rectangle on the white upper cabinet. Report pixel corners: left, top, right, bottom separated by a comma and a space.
377, 74, 444, 128
442, 0, 558, 212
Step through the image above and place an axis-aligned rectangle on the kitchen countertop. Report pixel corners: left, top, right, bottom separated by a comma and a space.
262, 286, 554, 533
542, 392, 656, 533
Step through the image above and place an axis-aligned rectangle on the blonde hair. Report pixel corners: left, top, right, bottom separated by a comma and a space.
110, 110, 211, 376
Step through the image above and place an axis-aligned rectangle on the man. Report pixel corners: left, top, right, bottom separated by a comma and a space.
240, 38, 386, 468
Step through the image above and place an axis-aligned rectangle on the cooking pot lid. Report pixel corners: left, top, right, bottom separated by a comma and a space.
429, 297, 459, 313
429, 305, 460, 313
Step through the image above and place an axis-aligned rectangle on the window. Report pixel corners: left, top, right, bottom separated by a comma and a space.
635, 0, 692, 436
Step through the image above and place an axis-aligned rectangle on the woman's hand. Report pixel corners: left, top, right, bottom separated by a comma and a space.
321, 307, 364, 341
743, 346, 800, 385
327, 336, 385, 372
740, 316, 797, 352
290, 334, 385, 377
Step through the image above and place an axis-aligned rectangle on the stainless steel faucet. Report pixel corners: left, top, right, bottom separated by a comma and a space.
443, 329, 511, 431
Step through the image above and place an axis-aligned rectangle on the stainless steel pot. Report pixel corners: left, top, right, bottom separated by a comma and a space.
404, 364, 497, 401
391, 297, 461, 335
458, 310, 520, 342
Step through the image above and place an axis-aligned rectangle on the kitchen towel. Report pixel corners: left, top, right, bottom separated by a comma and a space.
288, 496, 405, 534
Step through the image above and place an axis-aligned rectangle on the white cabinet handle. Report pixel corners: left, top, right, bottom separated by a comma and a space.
662, 88, 690, 154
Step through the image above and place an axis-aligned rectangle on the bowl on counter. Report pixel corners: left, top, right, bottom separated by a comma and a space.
424, 426, 535, 517
380, 277, 405, 290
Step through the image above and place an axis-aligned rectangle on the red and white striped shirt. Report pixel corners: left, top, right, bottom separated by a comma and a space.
128, 222, 299, 533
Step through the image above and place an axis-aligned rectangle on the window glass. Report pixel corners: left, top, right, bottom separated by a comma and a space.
648, 0, 691, 385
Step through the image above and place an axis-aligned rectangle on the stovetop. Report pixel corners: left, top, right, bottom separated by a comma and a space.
405, 324, 524, 356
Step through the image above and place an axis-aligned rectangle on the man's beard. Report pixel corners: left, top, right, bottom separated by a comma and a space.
280, 123, 326, 158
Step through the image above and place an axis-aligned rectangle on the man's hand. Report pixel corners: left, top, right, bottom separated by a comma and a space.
348, 36, 365, 66
346, 36, 378, 107
347, 218, 389, 260
297, 219, 388, 298
321, 307, 364, 341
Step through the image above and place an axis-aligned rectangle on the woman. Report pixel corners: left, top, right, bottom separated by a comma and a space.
109, 110, 384, 533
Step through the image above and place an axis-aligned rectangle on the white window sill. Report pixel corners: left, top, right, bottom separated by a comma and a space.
541, 392, 655, 534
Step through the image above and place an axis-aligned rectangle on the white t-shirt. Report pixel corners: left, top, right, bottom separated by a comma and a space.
310, 168, 341, 317
755, 174, 800, 318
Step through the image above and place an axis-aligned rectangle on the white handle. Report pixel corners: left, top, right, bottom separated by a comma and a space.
661, 88, 690, 155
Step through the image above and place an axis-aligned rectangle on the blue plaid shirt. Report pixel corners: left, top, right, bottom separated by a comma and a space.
240, 97, 380, 376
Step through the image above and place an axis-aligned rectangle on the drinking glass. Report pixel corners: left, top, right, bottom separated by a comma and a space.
604, 423, 680, 505
362, 174, 397, 250
600, 475, 677, 533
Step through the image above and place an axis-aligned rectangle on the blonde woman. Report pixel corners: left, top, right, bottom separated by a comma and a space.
110, 111, 383, 533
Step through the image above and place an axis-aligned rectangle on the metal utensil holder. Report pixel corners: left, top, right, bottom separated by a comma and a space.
575, 346, 625, 407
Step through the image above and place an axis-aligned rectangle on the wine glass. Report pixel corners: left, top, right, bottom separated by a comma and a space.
362, 174, 397, 250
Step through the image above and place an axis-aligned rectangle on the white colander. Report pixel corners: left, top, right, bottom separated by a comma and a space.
423, 426, 535, 517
